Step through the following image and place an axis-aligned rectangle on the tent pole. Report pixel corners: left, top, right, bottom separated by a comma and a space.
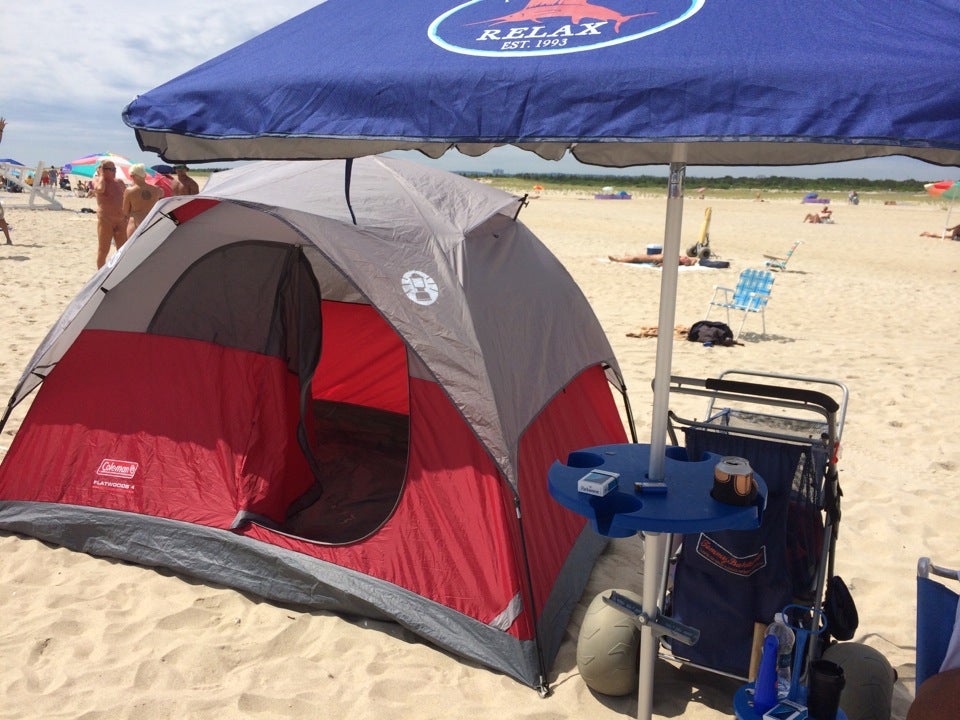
636, 146, 687, 720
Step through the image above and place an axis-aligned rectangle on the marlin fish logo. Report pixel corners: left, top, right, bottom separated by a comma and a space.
429, 0, 704, 57
470, 0, 654, 33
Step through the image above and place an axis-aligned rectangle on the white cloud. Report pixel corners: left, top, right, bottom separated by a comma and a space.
2, 1, 320, 166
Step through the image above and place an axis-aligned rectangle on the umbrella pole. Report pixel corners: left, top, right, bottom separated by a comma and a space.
636, 149, 687, 720
649, 154, 686, 475
942, 199, 955, 241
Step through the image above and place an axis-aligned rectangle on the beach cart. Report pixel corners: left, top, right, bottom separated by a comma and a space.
577, 370, 895, 719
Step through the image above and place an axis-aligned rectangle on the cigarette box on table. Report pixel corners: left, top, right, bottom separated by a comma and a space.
577, 469, 619, 497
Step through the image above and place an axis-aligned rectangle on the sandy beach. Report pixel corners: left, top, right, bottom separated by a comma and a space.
1, 182, 958, 719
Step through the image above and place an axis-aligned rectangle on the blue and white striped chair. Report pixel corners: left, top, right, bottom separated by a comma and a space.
764, 239, 803, 272
704, 268, 775, 339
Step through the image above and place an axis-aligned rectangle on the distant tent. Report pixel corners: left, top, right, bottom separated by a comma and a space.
0, 156, 630, 690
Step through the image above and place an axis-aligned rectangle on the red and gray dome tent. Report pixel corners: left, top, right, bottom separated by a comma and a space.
0, 157, 630, 690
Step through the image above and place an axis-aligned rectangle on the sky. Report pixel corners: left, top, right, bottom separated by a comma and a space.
2, 1, 954, 183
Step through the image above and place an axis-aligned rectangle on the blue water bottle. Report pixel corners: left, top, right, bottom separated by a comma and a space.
753, 634, 780, 715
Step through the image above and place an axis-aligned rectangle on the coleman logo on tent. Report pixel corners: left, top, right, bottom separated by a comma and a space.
93, 458, 140, 490
95, 459, 139, 481
401, 270, 439, 306
429, 0, 704, 57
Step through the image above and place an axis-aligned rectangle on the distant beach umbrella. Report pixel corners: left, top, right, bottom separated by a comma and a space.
64, 152, 173, 196
924, 180, 960, 200
63, 152, 134, 180
924, 180, 960, 238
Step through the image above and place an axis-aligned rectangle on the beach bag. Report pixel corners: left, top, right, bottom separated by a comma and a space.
698, 258, 731, 269
824, 575, 859, 641
687, 320, 735, 346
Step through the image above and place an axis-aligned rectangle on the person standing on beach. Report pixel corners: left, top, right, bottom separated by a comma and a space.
0, 116, 12, 245
171, 164, 199, 196
93, 160, 127, 268
122, 164, 164, 239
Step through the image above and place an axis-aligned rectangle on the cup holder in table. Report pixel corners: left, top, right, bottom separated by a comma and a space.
566, 451, 604, 469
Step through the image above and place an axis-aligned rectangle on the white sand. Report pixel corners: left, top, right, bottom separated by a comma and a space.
1, 185, 958, 719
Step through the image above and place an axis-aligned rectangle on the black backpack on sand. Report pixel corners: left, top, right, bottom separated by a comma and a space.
687, 320, 735, 346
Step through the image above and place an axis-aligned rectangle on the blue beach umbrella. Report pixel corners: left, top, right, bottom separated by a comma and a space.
123, 2, 960, 168
123, 0, 960, 712
121, 0, 960, 450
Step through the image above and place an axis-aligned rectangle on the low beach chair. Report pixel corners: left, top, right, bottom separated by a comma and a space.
764, 240, 802, 272
704, 268, 775, 339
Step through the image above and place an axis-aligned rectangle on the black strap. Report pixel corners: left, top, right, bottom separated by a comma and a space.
344, 158, 357, 225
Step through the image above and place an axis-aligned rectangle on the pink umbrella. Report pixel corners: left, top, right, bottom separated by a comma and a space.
146, 172, 173, 197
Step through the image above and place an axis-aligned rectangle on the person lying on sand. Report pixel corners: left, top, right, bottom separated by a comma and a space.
609, 253, 697, 266
920, 224, 960, 241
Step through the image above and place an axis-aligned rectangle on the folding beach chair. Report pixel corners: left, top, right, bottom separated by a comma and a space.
764, 240, 803, 272
705, 268, 775, 339
916, 557, 960, 691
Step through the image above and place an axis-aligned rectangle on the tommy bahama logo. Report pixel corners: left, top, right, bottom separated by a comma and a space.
429, 0, 704, 57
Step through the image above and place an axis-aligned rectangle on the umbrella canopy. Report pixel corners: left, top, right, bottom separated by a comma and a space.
0, 158, 24, 166
123, 2, 960, 167
118, 3, 960, 712
64, 152, 135, 181
64, 152, 173, 196
925, 180, 960, 200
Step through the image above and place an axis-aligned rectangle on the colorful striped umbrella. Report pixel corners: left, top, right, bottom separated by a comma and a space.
924, 180, 960, 239
63, 152, 173, 196
924, 180, 960, 200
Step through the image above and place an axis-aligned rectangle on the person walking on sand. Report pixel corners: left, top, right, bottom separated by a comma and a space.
93, 160, 127, 268
122, 164, 164, 239
0, 116, 12, 245
171, 164, 199, 196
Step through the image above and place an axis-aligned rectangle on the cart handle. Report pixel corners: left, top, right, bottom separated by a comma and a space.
704, 378, 839, 414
